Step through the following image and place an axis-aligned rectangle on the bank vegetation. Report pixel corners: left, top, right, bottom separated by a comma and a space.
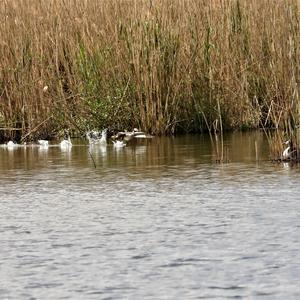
0, 0, 300, 141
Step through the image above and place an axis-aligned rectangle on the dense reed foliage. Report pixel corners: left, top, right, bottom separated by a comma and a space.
0, 0, 300, 141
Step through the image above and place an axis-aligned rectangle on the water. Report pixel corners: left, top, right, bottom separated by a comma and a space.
0, 132, 300, 299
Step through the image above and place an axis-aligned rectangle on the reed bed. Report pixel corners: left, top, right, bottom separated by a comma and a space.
0, 0, 300, 141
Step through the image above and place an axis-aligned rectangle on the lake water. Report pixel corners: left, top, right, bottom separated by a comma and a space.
0, 131, 300, 299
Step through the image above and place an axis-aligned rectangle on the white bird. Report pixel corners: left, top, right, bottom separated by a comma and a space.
38, 140, 49, 147
112, 140, 126, 148
60, 136, 72, 150
282, 140, 291, 159
6, 141, 17, 149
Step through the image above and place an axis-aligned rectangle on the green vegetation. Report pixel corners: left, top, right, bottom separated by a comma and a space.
0, 0, 300, 141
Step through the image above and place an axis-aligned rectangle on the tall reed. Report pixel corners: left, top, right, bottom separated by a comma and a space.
0, 0, 300, 141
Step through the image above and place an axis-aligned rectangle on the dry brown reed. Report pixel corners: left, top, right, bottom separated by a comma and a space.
0, 0, 300, 141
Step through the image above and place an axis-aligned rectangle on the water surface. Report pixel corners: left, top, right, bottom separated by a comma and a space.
0, 132, 299, 299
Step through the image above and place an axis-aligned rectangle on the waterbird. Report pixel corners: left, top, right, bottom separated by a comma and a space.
282, 140, 299, 160
60, 136, 72, 150
131, 128, 148, 138
111, 128, 149, 142
112, 140, 126, 148
282, 140, 291, 159
6, 141, 17, 149
38, 140, 49, 147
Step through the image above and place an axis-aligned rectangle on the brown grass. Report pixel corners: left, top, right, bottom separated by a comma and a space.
0, 0, 300, 141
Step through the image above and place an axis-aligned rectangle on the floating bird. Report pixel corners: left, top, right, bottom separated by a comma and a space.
111, 128, 149, 142
131, 128, 148, 138
60, 136, 72, 150
6, 141, 17, 149
112, 140, 126, 148
38, 140, 49, 147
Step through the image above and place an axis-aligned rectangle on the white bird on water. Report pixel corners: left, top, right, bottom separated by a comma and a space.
38, 140, 49, 147
6, 141, 17, 149
112, 140, 126, 148
60, 136, 72, 150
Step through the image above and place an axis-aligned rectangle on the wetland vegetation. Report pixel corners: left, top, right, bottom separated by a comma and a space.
0, 0, 300, 145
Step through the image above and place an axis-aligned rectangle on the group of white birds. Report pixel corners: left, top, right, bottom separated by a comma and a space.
3, 131, 298, 162
4, 136, 73, 150
2, 128, 149, 150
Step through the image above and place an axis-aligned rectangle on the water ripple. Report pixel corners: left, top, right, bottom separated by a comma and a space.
0, 134, 300, 299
